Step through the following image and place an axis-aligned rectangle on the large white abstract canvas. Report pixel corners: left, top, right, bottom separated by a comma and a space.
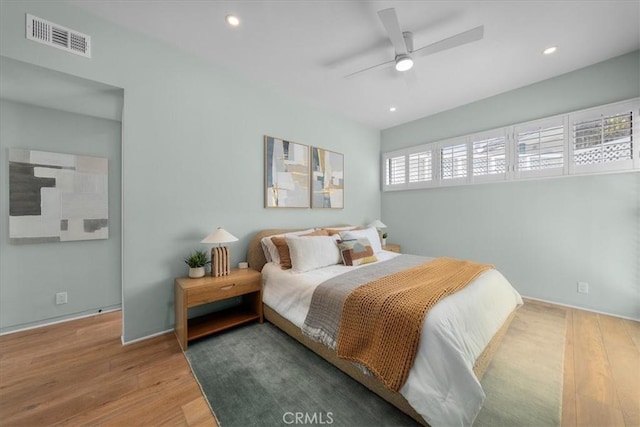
9, 148, 108, 244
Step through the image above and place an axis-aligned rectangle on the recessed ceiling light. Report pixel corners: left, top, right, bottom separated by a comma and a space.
543, 46, 557, 55
389, 107, 397, 112
226, 14, 240, 27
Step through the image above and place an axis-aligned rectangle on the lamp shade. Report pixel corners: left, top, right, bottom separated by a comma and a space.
367, 220, 387, 229
201, 227, 239, 244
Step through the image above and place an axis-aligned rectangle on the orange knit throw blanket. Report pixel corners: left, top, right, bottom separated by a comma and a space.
336, 257, 493, 392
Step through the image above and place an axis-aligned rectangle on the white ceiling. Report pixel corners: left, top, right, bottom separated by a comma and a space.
72, 0, 640, 130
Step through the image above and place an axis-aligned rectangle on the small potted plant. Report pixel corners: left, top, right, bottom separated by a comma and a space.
382, 232, 388, 247
184, 250, 210, 278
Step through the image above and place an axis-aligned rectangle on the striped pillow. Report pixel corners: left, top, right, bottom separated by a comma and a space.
337, 238, 378, 266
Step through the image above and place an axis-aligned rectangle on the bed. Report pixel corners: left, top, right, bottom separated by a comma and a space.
247, 228, 522, 426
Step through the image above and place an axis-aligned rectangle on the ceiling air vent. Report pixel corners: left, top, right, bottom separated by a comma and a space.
26, 14, 91, 58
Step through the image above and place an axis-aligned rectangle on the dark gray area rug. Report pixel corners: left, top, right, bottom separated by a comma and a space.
186, 303, 565, 427
186, 322, 419, 427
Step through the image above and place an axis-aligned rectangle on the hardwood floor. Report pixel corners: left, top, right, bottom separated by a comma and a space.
561, 305, 640, 427
0, 311, 217, 426
0, 302, 637, 426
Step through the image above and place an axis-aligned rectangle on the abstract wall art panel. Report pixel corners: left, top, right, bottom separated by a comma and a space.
311, 147, 344, 209
8, 148, 108, 244
264, 136, 310, 208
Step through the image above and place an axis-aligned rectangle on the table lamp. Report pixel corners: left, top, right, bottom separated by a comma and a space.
367, 220, 387, 244
367, 219, 387, 230
201, 227, 239, 277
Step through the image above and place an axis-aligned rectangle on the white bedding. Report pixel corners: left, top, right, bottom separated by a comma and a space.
262, 251, 523, 427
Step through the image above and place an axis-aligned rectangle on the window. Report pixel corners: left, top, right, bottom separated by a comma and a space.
409, 151, 432, 183
570, 100, 636, 173
515, 117, 565, 178
382, 98, 639, 192
471, 130, 507, 182
440, 140, 467, 182
387, 156, 405, 185
407, 146, 435, 189
382, 150, 407, 191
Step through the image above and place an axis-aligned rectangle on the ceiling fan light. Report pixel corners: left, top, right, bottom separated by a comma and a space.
226, 14, 240, 27
395, 55, 413, 72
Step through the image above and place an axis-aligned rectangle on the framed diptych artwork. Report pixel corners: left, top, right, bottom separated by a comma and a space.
8, 148, 109, 244
311, 147, 344, 209
263, 136, 344, 209
264, 136, 310, 208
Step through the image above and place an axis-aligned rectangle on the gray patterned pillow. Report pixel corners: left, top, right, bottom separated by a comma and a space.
337, 238, 378, 266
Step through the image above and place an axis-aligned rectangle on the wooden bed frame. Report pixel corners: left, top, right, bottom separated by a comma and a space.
247, 228, 515, 426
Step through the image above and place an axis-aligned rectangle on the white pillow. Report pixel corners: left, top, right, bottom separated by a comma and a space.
340, 227, 383, 254
260, 239, 273, 263
286, 235, 341, 273
261, 228, 316, 264
322, 225, 358, 231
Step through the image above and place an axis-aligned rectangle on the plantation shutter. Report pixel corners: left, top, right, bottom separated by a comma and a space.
440, 138, 468, 184
381, 99, 639, 192
383, 150, 407, 191
408, 145, 435, 188
570, 101, 637, 174
471, 130, 508, 182
514, 117, 566, 178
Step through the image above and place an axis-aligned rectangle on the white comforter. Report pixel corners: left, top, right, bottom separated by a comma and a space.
262, 251, 522, 426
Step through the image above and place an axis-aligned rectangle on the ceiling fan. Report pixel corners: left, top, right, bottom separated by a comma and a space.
346, 8, 484, 78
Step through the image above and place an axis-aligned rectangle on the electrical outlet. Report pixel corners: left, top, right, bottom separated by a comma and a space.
577, 282, 589, 294
55, 292, 68, 305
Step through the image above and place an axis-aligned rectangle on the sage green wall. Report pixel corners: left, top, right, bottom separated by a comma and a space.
0, 99, 122, 332
381, 51, 640, 320
0, 1, 380, 341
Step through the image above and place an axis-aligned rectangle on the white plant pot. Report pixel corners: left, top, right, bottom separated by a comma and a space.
188, 267, 205, 278
382, 238, 387, 247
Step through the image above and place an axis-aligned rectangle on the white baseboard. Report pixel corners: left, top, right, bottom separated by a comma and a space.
121, 328, 174, 346
0, 307, 175, 346
522, 295, 640, 322
0, 306, 122, 336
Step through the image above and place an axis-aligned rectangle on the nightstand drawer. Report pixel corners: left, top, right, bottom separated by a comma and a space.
187, 279, 260, 306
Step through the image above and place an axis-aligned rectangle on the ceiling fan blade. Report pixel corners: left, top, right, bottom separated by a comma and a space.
412, 25, 484, 58
377, 8, 408, 55
344, 59, 395, 79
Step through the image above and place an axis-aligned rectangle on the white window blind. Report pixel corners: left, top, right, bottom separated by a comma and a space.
571, 102, 636, 173
408, 149, 433, 186
515, 118, 565, 178
381, 98, 639, 192
387, 156, 405, 185
471, 131, 507, 182
383, 150, 407, 191
440, 140, 467, 182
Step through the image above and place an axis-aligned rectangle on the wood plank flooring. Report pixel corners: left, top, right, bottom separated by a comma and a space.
563, 307, 640, 427
1, 302, 638, 426
0, 311, 217, 426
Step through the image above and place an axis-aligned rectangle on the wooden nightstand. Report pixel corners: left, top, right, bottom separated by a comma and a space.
174, 268, 262, 350
383, 243, 401, 253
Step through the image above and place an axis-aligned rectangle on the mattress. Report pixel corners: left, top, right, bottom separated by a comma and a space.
262, 251, 523, 426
